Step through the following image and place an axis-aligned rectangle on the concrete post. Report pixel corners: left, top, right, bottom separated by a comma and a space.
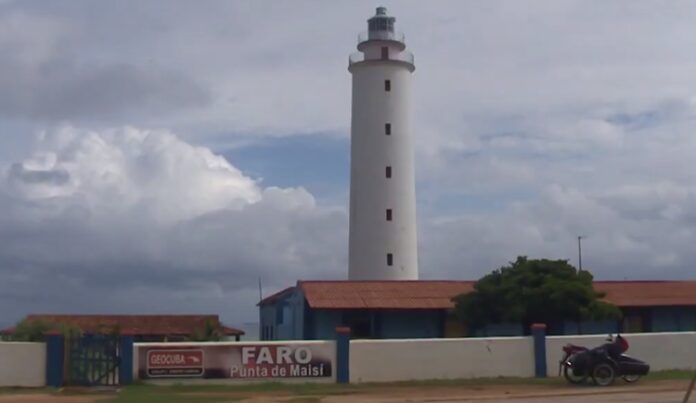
531, 323, 547, 378
335, 327, 351, 384
45, 331, 65, 388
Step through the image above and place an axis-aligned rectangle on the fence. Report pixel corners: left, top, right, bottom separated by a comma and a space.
350, 337, 534, 383
0, 342, 46, 387
2, 329, 696, 387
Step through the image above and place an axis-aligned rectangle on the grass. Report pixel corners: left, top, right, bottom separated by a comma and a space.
644, 369, 696, 381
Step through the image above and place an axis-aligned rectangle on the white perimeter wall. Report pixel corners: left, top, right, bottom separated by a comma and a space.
350, 337, 534, 383
0, 342, 46, 387
547, 332, 696, 375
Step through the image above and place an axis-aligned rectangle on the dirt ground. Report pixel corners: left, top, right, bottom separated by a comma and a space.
0, 379, 691, 403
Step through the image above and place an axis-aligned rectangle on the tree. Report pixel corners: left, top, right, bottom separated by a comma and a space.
10, 319, 80, 341
189, 319, 224, 341
10, 319, 54, 341
453, 256, 621, 333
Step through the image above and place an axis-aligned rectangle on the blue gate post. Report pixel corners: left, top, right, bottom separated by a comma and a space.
45, 331, 65, 387
531, 323, 547, 378
119, 332, 134, 385
335, 327, 351, 384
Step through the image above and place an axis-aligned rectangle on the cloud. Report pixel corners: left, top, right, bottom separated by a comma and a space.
418, 94, 696, 281
0, 127, 347, 325
0, 8, 211, 122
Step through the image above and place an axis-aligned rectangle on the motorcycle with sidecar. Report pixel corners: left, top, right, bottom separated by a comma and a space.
559, 334, 650, 386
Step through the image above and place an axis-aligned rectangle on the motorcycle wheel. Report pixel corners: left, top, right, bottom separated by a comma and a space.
622, 374, 641, 383
592, 363, 616, 386
563, 364, 588, 384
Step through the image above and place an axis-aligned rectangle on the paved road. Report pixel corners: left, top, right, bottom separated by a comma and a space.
320, 382, 691, 403
460, 390, 686, 402
327, 391, 687, 402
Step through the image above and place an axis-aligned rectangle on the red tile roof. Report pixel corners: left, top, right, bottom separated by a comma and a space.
6, 315, 244, 336
299, 281, 474, 309
221, 325, 245, 336
594, 281, 696, 307
270, 280, 696, 310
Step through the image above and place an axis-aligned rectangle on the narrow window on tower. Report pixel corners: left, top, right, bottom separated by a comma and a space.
386, 209, 392, 221
381, 46, 389, 60
385, 123, 391, 135
384, 80, 391, 92
387, 253, 393, 266
385, 166, 392, 178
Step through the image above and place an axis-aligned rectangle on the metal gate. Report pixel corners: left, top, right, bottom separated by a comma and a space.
67, 333, 121, 386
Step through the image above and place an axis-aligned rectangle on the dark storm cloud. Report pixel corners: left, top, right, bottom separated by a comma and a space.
0, 3, 211, 122
0, 64, 210, 120
0, 197, 346, 322
0, 57, 211, 121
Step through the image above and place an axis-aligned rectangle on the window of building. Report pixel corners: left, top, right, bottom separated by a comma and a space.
368, 16, 394, 33
386, 166, 392, 178
384, 80, 391, 92
387, 253, 393, 266
385, 123, 391, 135
381, 46, 389, 60
386, 209, 392, 221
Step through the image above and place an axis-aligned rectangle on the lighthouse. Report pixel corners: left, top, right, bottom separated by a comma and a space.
348, 7, 418, 280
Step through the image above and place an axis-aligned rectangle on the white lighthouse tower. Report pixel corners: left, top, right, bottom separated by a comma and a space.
348, 7, 418, 280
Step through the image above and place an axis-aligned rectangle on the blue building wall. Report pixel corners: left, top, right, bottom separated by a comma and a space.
304, 309, 443, 340
561, 320, 620, 335
292, 287, 306, 338
651, 306, 696, 332
473, 322, 525, 337
259, 305, 276, 340
310, 310, 343, 340
259, 288, 307, 340
379, 310, 443, 338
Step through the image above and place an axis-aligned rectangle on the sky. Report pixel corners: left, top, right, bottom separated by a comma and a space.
1, 0, 696, 330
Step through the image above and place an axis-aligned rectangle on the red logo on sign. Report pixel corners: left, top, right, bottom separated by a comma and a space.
149, 350, 203, 368
146, 349, 204, 377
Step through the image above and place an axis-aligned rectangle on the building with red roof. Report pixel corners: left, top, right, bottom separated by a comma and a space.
0, 314, 244, 342
258, 280, 696, 340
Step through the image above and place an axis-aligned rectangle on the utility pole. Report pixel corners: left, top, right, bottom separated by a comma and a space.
578, 235, 585, 270
682, 370, 696, 402
258, 277, 263, 302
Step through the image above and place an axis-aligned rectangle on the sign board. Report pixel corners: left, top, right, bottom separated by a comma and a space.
138, 343, 333, 380
146, 349, 204, 377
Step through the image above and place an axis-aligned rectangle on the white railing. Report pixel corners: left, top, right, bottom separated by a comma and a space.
349, 50, 414, 67
358, 30, 405, 44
